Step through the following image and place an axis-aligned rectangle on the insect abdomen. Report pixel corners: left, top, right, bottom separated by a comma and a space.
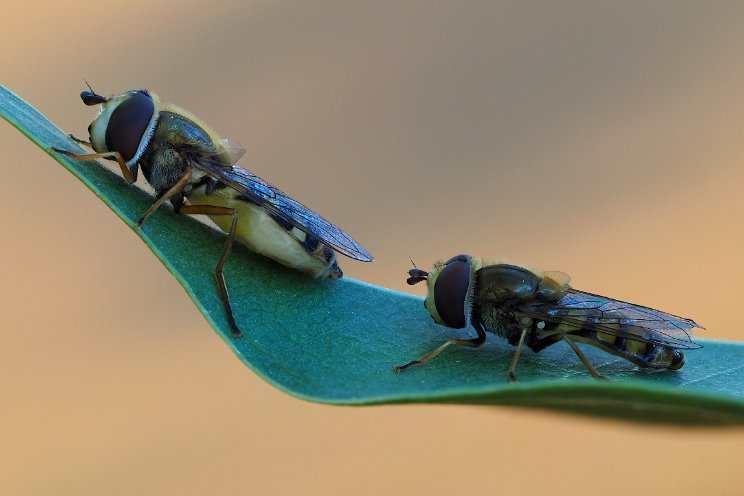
187, 186, 341, 279
586, 331, 684, 369
530, 321, 684, 370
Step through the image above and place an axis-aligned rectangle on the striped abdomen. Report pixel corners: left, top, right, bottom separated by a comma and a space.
531, 321, 685, 370
572, 330, 684, 369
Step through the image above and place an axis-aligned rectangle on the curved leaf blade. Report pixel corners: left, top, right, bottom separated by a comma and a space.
3, 83, 744, 425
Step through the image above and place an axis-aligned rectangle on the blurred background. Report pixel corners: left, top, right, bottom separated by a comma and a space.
2, 1, 744, 494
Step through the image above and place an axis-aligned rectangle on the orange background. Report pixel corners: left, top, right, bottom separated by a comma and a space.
2, 1, 744, 494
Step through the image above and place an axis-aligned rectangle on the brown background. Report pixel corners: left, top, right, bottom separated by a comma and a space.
2, 1, 744, 494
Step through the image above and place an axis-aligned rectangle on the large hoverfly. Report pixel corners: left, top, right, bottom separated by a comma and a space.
53, 87, 373, 337
394, 254, 703, 381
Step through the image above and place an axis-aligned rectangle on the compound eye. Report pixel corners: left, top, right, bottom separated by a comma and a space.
80, 91, 106, 106
444, 254, 471, 265
105, 93, 154, 162
434, 259, 470, 328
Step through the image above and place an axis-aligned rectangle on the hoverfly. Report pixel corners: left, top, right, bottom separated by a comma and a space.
394, 254, 703, 381
52, 86, 373, 337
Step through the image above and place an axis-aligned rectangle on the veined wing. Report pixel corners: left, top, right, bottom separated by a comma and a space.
191, 157, 374, 262
517, 289, 704, 350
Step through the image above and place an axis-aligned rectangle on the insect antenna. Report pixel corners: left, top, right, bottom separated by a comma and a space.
80, 79, 107, 106
406, 263, 429, 285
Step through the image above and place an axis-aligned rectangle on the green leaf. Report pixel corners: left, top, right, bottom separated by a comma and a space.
3, 83, 744, 425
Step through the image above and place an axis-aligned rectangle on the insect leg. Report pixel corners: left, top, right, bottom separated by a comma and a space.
51, 147, 136, 183
135, 171, 192, 227
68, 134, 93, 148
507, 329, 528, 383
392, 321, 486, 373
561, 335, 608, 380
177, 204, 242, 338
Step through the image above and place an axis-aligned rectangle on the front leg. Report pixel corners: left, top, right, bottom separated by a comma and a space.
68, 134, 93, 148
393, 320, 487, 373
51, 147, 138, 183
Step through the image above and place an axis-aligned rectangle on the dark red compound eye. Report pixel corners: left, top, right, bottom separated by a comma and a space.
105, 93, 154, 162
433, 259, 470, 328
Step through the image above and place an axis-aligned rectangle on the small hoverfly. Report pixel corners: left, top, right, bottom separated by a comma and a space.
53, 86, 373, 337
394, 254, 703, 381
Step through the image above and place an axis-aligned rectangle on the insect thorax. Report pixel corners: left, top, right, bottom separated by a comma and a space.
139, 111, 228, 194
472, 263, 567, 344
475, 300, 521, 340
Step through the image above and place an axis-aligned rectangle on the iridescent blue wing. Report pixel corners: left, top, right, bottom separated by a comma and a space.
517, 289, 703, 349
191, 157, 374, 262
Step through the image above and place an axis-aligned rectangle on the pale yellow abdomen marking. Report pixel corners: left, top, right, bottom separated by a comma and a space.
188, 187, 331, 277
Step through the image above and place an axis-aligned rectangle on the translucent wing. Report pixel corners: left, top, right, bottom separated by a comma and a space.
517, 289, 704, 349
220, 138, 246, 164
202, 139, 246, 164
191, 157, 374, 262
